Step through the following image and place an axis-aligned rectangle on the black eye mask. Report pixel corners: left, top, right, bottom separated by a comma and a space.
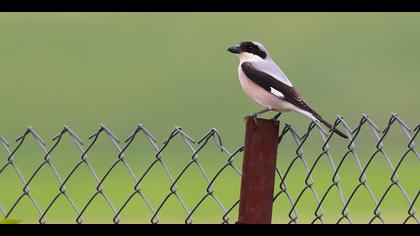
240, 42, 267, 59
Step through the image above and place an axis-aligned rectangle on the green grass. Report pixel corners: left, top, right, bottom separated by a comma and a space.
1, 137, 418, 224
0, 13, 419, 224
0, 218, 22, 224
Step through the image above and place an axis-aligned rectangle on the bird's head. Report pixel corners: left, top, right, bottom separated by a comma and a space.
228, 41, 271, 62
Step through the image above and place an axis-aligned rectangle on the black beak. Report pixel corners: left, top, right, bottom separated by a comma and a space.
227, 45, 242, 54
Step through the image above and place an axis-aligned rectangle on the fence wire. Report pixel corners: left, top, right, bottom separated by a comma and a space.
0, 113, 418, 224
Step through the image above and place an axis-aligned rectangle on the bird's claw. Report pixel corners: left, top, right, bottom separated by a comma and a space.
271, 112, 282, 121
244, 108, 274, 127
244, 114, 259, 124
251, 115, 258, 126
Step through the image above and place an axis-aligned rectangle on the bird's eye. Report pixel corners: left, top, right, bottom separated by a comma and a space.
248, 44, 257, 50
240, 42, 267, 59
241, 42, 258, 52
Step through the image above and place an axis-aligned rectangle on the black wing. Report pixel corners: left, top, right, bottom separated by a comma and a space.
241, 62, 348, 139
241, 62, 314, 114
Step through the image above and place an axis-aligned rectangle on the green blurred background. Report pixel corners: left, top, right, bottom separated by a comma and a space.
0, 13, 419, 224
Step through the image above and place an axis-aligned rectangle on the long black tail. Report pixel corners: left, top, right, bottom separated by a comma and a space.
292, 100, 349, 139
313, 114, 349, 139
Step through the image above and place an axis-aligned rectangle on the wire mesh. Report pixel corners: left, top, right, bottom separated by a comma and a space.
0, 113, 418, 224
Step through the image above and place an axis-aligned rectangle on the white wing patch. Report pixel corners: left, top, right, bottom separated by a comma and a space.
270, 87, 285, 98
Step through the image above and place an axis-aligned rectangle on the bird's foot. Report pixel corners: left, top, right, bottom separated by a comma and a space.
244, 114, 259, 126
271, 112, 282, 121
244, 108, 272, 126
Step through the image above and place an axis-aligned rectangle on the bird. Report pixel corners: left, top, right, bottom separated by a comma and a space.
228, 41, 348, 139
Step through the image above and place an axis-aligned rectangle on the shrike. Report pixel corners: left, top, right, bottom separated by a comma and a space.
228, 41, 348, 139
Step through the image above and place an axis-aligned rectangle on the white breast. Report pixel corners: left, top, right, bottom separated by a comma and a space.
238, 66, 295, 113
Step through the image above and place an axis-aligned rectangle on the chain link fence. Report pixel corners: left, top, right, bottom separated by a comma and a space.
0, 113, 418, 224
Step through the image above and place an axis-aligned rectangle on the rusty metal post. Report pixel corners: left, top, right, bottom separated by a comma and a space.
237, 117, 280, 224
